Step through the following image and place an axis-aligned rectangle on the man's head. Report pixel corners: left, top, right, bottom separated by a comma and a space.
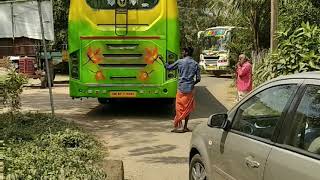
238, 54, 247, 65
183, 47, 194, 57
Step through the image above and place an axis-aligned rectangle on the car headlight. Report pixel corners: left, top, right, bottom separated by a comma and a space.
219, 56, 226, 61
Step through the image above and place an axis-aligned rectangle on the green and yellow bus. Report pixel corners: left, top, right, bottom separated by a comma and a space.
68, 0, 180, 104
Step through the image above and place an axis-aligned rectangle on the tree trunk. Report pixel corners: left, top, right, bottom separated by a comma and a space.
252, 9, 260, 54
271, 0, 278, 51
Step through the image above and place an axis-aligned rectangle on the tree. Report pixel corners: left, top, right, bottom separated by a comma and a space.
230, 0, 271, 52
3, 69, 27, 113
178, 0, 225, 58
279, 0, 320, 32
254, 23, 320, 86
52, 0, 70, 50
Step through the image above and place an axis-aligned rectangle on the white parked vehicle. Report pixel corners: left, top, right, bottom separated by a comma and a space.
189, 72, 320, 180
198, 26, 240, 77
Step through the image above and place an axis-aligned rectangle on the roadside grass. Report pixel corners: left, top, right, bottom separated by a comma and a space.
0, 73, 7, 83
0, 113, 107, 179
0, 76, 5, 82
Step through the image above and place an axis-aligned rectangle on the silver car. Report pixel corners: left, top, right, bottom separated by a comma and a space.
189, 72, 320, 180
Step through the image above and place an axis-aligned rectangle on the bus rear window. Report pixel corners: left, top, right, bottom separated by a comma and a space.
86, 0, 159, 9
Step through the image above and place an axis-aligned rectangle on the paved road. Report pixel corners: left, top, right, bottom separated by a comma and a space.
19, 75, 235, 180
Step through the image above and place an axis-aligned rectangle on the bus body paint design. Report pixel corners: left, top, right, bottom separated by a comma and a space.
68, 0, 180, 99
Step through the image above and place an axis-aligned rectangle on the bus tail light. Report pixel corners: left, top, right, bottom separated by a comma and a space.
166, 50, 178, 79
218, 60, 228, 63
70, 51, 79, 79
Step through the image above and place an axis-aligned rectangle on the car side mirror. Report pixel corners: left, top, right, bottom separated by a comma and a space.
207, 113, 229, 130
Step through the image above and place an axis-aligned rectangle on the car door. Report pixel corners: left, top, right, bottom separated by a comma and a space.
209, 82, 300, 180
264, 80, 320, 180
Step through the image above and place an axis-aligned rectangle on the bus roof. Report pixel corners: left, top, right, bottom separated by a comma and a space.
205, 26, 235, 31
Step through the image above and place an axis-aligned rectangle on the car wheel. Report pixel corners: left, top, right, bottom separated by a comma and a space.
189, 154, 207, 180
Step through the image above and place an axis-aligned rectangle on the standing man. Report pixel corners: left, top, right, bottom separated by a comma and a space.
236, 54, 253, 101
165, 47, 201, 133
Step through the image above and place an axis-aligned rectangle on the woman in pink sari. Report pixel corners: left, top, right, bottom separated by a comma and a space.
236, 54, 253, 101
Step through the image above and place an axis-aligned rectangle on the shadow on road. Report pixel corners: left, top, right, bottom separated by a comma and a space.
87, 99, 174, 120
139, 156, 188, 164
21, 85, 228, 136
191, 86, 228, 119
56, 86, 230, 149
207, 75, 233, 79
129, 144, 177, 156
21, 85, 227, 120
86, 86, 228, 120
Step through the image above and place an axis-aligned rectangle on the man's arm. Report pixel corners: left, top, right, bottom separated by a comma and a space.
194, 65, 201, 85
165, 60, 180, 71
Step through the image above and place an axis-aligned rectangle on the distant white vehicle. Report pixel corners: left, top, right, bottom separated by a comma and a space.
198, 26, 243, 77
9, 56, 20, 69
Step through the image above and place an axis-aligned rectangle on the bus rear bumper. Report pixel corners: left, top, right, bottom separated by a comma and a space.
69, 79, 178, 99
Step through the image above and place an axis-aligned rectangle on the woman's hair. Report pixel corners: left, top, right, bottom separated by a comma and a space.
239, 53, 252, 63
239, 54, 246, 60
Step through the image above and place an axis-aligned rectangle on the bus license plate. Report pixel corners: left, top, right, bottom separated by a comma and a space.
110, 91, 137, 98
207, 65, 217, 70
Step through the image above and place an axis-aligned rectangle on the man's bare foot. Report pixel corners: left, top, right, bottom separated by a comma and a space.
171, 129, 184, 133
183, 128, 192, 132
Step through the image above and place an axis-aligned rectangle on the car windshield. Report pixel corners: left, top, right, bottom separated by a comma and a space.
86, 0, 159, 9
203, 36, 227, 51
202, 29, 230, 52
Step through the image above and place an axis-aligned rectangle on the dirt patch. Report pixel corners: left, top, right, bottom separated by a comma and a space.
103, 160, 124, 180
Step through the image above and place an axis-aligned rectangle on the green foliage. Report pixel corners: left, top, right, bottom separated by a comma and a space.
178, 0, 268, 60
227, 29, 254, 70
3, 69, 27, 112
203, 0, 270, 74
52, 0, 70, 50
253, 53, 279, 87
178, 0, 222, 59
5, 131, 106, 180
253, 0, 320, 87
230, 0, 271, 51
0, 113, 106, 179
254, 22, 320, 86
311, 0, 320, 8
0, 113, 72, 141
279, 0, 320, 32
276, 22, 320, 72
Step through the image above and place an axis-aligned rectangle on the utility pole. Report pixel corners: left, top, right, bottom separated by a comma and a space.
11, 2, 15, 54
271, 0, 278, 52
37, 0, 55, 116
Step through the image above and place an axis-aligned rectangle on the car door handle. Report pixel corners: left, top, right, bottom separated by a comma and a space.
245, 157, 260, 169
